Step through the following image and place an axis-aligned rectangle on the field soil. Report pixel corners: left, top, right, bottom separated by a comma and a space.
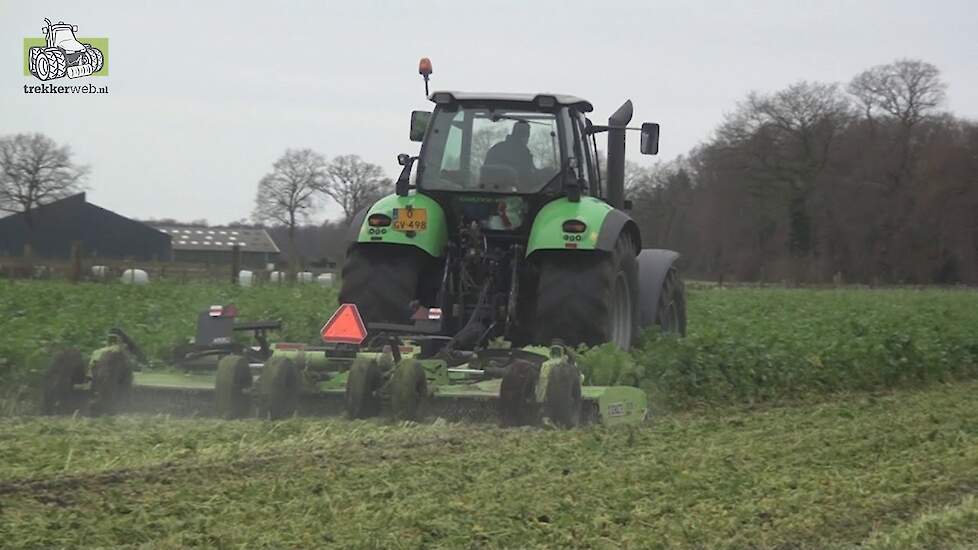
1, 382, 976, 548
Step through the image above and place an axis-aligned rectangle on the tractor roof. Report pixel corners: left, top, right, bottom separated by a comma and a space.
428, 91, 593, 113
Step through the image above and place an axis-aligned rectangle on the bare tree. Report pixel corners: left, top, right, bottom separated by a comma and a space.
252, 148, 327, 270
848, 59, 946, 128
0, 133, 88, 228
321, 155, 389, 222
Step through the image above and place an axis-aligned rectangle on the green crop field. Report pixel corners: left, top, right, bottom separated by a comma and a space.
0, 383, 976, 548
1, 280, 978, 547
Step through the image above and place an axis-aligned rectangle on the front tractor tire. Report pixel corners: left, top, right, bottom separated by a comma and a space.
533, 233, 639, 349
339, 244, 434, 327
84, 45, 104, 72
657, 267, 687, 336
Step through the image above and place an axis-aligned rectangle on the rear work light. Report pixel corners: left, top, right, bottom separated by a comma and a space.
562, 220, 587, 233
368, 214, 392, 227
209, 304, 238, 318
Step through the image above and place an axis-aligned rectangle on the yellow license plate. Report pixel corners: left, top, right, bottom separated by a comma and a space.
392, 208, 427, 231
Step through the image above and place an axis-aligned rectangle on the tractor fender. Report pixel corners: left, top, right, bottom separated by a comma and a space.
637, 249, 680, 329
345, 208, 369, 246
348, 192, 448, 258
595, 208, 642, 252
526, 198, 640, 256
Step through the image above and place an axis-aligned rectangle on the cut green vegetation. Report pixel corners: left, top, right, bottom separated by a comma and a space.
0, 382, 976, 548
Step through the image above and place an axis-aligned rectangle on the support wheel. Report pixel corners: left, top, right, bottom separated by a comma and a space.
533, 232, 639, 349
544, 363, 582, 429
90, 349, 133, 415
345, 359, 383, 419
257, 356, 299, 420
215, 355, 252, 419
389, 360, 427, 421
39, 348, 86, 415
498, 359, 539, 427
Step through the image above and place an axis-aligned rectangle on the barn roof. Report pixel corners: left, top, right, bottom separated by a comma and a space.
152, 225, 280, 253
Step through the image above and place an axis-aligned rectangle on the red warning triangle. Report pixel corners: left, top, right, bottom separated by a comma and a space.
320, 303, 368, 345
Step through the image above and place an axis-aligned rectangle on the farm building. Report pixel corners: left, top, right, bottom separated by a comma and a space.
0, 193, 171, 260
151, 224, 280, 268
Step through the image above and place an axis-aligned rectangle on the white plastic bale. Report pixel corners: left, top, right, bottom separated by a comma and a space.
316, 273, 334, 286
91, 265, 108, 278
297, 272, 314, 283
238, 270, 254, 287
120, 269, 149, 285
269, 271, 284, 283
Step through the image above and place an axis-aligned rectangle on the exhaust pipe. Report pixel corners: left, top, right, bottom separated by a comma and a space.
606, 100, 633, 210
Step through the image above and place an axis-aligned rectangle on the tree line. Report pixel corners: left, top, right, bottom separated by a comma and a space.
2, 58, 974, 284
626, 58, 978, 284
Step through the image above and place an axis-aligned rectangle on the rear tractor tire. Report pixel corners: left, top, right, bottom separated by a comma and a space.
339, 244, 430, 327
40, 348, 86, 415
533, 233, 639, 349
389, 360, 427, 421
215, 355, 252, 419
33, 49, 67, 81
345, 359, 383, 419
257, 356, 299, 420
90, 349, 134, 416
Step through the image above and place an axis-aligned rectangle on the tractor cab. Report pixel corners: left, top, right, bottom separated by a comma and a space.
406, 93, 601, 244
42, 21, 85, 52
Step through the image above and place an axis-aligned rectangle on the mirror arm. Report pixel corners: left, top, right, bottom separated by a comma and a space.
587, 125, 646, 134
395, 156, 418, 197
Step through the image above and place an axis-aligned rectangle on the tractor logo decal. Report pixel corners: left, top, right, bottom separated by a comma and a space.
25, 18, 107, 81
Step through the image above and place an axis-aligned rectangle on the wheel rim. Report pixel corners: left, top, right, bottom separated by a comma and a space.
37, 57, 49, 79
610, 271, 632, 349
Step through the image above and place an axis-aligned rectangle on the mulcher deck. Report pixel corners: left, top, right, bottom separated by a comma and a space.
118, 370, 644, 424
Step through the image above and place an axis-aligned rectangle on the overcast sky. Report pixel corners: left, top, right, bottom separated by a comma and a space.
2, 0, 976, 224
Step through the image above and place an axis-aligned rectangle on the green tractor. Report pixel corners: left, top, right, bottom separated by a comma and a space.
329, 60, 687, 425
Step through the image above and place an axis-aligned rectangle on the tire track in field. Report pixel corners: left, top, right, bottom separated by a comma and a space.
0, 432, 468, 499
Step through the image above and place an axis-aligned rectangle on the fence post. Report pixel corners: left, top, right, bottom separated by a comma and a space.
231, 244, 241, 285
22, 244, 33, 280
69, 241, 82, 283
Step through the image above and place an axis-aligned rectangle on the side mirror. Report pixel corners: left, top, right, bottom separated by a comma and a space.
410, 111, 431, 142
72, 25, 79, 32
640, 122, 660, 155
397, 153, 410, 166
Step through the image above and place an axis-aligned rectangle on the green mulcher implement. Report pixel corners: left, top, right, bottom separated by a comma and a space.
39, 58, 686, 427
